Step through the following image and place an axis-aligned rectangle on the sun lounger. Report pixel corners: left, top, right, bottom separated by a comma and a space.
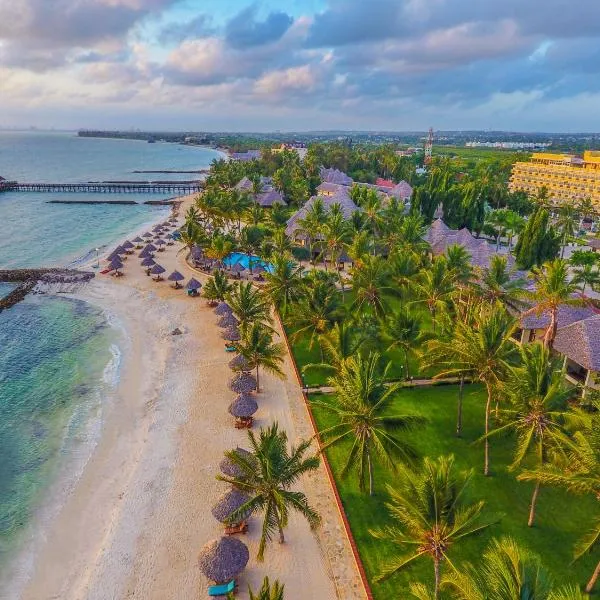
225, 345, 236, 352
225, 520, 248, 534
100, 269, 111, 275
208, 580, 236, 596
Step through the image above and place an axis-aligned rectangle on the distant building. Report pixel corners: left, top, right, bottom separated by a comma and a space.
316, 182, 350, 197
231, 150, 262, 162
319, 167, 353, 186
510, 151, 600, 208
233, 176, 286, 207
466, 141, 551, 149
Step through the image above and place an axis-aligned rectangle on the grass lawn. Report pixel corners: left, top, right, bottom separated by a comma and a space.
310, 384, 598, 597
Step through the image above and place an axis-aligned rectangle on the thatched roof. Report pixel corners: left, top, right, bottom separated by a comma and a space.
141, 257, 155, 267
221, 327, 241, 341
229, 372, 257, 394
187, 278, 202, 290
215, 302, 233, 316
219, 447, 252, 477
168, 270, 185, 281
150, 264, 166, 275
211, 489, 251, 523
228, 354, 252, 372
554, 315, 600, 371
228, 394, 258, 418
218, 314, 240, 329
197, 537, 249, 583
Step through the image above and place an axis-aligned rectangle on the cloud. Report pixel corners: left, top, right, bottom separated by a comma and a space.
224, 4, 294, 49
156, 15, 215, 44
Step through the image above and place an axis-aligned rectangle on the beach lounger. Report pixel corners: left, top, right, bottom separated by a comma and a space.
225, 345, 236, 352
225, 520, 248, 534
208, 581, 236, 596
100, 269, 111, 275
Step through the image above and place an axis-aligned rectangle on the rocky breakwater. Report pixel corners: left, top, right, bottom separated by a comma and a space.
0, 268, 95, 311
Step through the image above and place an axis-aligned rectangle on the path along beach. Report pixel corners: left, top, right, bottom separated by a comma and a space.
12, 194, 366, 600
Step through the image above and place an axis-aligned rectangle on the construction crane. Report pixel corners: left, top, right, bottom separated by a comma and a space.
424, 127, 434, 165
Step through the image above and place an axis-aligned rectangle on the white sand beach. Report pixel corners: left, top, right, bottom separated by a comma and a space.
14, 195, 366, 600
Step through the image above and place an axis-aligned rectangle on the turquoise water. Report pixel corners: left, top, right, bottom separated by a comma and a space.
223, 252, 274, 273
0, 132, 221, 575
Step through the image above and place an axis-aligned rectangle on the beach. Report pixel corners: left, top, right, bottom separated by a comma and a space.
10, 195, 366, 600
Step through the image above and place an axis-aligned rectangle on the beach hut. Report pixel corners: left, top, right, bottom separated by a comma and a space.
219, 447, 253, 478
186, 278, 202, 297
228, 394, 258, 429
228, 354, 252, 372
198, 537, 249, 594
214, 302, 233, 316
222, 327, 241, 342
150, 264, 166, 281
229, 372, 257, 394
211, 489, 251, 534
168, 270, 185, 289
217, 314, 240, 329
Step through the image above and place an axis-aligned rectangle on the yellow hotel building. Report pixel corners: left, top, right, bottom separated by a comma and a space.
509, 151, 600, 208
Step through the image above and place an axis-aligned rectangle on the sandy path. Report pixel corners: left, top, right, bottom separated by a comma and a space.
16, 196, 366, 600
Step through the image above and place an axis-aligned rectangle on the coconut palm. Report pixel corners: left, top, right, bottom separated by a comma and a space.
422, 304, 517, 475
476, 255, 527, 310
226, 282, 272, 329
522, 259, 582, 349
263, 255, 304, 316
322, 210, 351, 271
572, 263, 600, 296
519, 417, 600, 593
412, 256, 455, 332
556, 205, 578, 258
445, 244, 473, 286
239, 226, 264, 273
442, 536, 554, 599
218, 423, 321, 561
248, 577, 285, 600
237, 321, 285, 392
203, 269, 233, 303
317, 352, 425, 495
486, 342, 573, 526
351, 254, 395, 318
549, 586, 590, 600
370, 455, 497, 598
205, 233, 234, 267
381, 307, 426, 380
297, 198, 326, 264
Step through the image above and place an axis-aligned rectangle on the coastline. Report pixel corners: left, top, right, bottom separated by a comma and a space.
8, 192, 363, 600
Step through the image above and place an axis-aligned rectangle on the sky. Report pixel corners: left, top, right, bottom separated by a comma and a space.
1, 0, 600, 132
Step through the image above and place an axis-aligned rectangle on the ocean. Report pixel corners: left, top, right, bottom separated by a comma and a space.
0, 132, 221, 574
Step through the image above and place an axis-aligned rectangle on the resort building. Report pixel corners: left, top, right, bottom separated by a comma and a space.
320, 167, 353, 186
509, 151, 600, 208
231, 150, 262, 162
233, 177, 286, 207
316, 182, 349, 197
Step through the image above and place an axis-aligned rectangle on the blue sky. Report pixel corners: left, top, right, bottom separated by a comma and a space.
1, 1, 600, 132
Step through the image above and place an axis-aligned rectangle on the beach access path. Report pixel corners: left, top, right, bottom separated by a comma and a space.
17, 194, 366, 600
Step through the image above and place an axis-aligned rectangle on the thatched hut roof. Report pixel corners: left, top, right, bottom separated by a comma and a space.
229, 372, 257, 394
168, 270, 185, 282
187, 278, 202, 290
197, 537, 249, 583
228, 394, 258, 418
150, 264, 165, 275
214, 302, 233, 316
228, 354, 252, 372
221, 327, 241, 341
211, 489, 251, 523
217, 314, 240, 329
219, 447, 253, 478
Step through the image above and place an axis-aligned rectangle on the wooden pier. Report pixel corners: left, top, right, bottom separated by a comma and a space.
4, 181, 203, 194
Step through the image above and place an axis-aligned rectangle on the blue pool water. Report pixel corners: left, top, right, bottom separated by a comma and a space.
223, 252, 273, 273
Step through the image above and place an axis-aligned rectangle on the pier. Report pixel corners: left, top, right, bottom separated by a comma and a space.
3, 181, 203, 194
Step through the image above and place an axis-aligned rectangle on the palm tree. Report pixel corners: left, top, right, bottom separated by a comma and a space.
504, 210, 525, 253
203, 269, 232, 303
317, 353, 425, 495
346, 230, 372, 268
263, 255, 304, 316
370, 454, 497, 598
556, 205, 578, 258
519, 418, 600, 593
218, 423, 321, 561
487, 342, 573, 526
445, 244, 473, 286
237, 321, 285, 392
322, 210, 351, 272
572, 263, 600, 296
549, 586, 590, 600
476, 255, 526, 310
248, 577, 285, 600
351, 254, 394, 318
442, 536, 554, 599
226, 282, 272, 329
422, 305, 517, 475
412, 256, 455, 332
381, 307, 426, 380
297, 198, 326, 264
522, 259, 582, 349
205, 233, 234, 267
239, 226, 264, 273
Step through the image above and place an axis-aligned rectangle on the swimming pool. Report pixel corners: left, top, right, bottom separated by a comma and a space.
223, 252, 274, 273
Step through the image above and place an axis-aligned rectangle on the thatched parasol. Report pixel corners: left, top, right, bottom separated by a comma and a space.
230, 263, 245, 274
229, 372, 257, 394
151, 264, 165, 275
211, 489, 251, 524
198, 537, 249, 584
228, 394, 258, 418
228, 354, 252, 372
214, 302, 233, 316
187, 278, 202, 291
141, 257, 155, 267
122, 240, 134, 250
217, 314, 240, 329
221, 327, 240, 342
252, 263, 266, 274
168, 270, 185, 282
191, 246, 204, 260
219, 447, 253, 478
145, 243, 157, 252
142, 232, 153, 238
155, 238, 166, 246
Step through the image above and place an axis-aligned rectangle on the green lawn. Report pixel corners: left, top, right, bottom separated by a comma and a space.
310, 385, 598, 597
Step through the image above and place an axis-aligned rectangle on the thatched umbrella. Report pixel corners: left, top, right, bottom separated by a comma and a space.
217, 314, 240, 329
219, 447, 253, 478
187, 278, 202, 291
252, 263, 266, 274
122, 240, 135, 250
132, 236, 144, 243
151, 264, 166, 281
228, 354, 252, 372
155, 238, 166, 247
107, 251, 122, 262
142, 232, 153, 238
108, 259, 123, 275
228, 394, 258, 419
221, 327, 241, 342
198, 537, 249, 584
214, 302, 233, 316
145, 243, 157, 252
141, 257, 156, 267
229, 372, 257, 394
168, 270, 185, 289
191, 246, 204, 261
211, 489, 251, 524
230, 263, 245, 274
